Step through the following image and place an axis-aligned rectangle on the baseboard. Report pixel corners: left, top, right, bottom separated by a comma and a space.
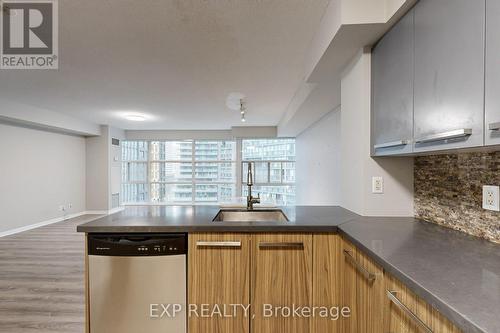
0, 206, 125, 238
0, 211, 88, 238
84, 206, 125, 215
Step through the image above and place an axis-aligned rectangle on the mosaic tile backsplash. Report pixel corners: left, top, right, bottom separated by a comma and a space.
414, 152, 500, 244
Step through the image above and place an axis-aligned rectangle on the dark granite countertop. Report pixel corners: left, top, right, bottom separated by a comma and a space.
339, 217, 500, 333
77, 206, 500, 333
76, 205, 359, 233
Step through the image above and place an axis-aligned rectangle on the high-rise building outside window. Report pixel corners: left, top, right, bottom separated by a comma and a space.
121, 138, 295, 205
122, 140, 236, 204
241, 139, 295, 206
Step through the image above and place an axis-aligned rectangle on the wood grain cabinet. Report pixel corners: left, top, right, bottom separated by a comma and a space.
371, 9, 414, 156
385, 274, 462, 333
188, 233, 250, 333
251, 233, 313, 333
342, 238, 384, 333
485, 0, 500, 146
188, 233, 314, 333
188, 234, 462, 333
311, 234, 343, 333
413, 0, 485, 152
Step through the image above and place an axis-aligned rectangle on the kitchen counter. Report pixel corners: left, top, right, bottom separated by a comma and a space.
76, 205, 360, 233
77, 205, 500, 333
339, 217, 500, 333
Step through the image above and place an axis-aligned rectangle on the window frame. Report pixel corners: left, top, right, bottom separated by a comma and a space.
240, 138, 296, 206
122, 140, 238, 204
121, 138, 295, 205
240, 161, 296, 186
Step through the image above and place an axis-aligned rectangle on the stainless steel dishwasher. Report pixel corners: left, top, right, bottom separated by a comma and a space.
88, 234, 187, 333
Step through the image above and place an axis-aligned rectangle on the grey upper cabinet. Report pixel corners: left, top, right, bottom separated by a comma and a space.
372, 10, 414, 156
413, 0, 485, 153
485, 0, 500, 146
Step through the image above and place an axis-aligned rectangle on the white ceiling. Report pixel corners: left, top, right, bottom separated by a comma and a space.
0, 0, 330, 130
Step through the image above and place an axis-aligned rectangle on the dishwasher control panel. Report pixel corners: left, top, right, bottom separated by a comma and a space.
88, 234, 186, 256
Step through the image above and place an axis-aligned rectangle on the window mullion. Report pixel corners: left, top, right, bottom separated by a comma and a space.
147, 141, 152, 203
267, 161, 271, 183
191, 140, 195, 204
236, 139, 242, 196
281, 162, 284, 184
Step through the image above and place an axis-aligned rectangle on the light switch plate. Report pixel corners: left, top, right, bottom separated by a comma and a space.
482, 185, 500, 211
372, 177, 384, 194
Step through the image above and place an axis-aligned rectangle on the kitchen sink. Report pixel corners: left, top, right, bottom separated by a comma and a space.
212, 209, 289, 222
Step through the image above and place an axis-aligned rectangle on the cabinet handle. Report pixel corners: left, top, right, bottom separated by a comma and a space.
489, 122, 500, 131
259, 242, 304, 249
196, 241, 241, 248
415, 128, 472, 144
386, 290, 433, 333
343, 250, 376, 282
374, 140, 410, 149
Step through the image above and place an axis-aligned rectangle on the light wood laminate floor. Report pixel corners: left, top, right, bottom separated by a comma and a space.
0, 215, 103, 333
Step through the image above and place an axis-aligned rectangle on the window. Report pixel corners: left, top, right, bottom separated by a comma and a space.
241, 139, 295, 206
121, 138, 295, 205
122, 140, 237, 204
121, 141, 149, 203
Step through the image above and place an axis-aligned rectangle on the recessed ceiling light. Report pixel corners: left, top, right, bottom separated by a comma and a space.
124, 114, 147, 122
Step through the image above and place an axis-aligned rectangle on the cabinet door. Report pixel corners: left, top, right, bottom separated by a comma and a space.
431, 308, 462, 333
372, 10, 414, 156
312, 234, 343, 333
251, 233, 312, 333
342, 238, 384, 333
385, 274, 432, 333
188, 233, 250, 333
414, 0, 485, 152
485, 0, 500, 145
355, 244, 385, 333
385, 274, 462, 333
341, 239, 358, 333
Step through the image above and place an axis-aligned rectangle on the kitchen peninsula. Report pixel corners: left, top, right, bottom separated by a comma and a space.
78, 206, 500, 333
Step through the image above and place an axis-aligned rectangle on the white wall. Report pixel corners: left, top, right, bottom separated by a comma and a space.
0, 123, 86, 233
86, 126, 109, 211
296, 108, 342, 205
109, 126, 125, 208
340, 50, 414, 216
86, 125, 125, 211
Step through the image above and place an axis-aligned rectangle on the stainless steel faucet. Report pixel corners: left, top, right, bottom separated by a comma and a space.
246, 162, 260, 210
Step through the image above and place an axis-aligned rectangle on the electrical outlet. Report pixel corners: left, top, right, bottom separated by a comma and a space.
59, 205, 66, 212
372, 177, 384, 194
68, 203, 73, 209
483, 185, 500, 211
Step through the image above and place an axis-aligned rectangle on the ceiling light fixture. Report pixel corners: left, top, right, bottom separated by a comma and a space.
124, 114, 147, 122
226, 92, 246, 110
240, 99, 246, 122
